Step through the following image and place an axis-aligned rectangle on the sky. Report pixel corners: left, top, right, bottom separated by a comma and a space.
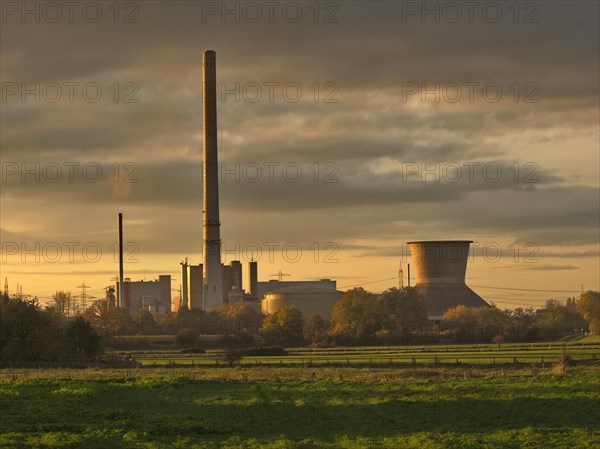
1, 1, 598, 309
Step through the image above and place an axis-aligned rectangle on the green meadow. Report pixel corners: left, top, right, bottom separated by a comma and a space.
1, 361, 598, 449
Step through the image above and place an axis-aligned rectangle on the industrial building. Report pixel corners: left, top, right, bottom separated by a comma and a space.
408, 240, 489, 320
260, 279, 343, 319
179, 259, 256, 310
122, 275, 172, 315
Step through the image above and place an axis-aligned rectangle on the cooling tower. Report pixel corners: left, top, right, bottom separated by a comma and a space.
407, 240, 488, 320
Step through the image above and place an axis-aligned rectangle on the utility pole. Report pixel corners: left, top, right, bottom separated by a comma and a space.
399, 262, 404, 289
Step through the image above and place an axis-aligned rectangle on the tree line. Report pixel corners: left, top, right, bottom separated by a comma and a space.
0, 293, 101, 363
0, 287, 598, 362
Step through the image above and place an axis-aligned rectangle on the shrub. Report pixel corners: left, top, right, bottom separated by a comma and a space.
554, 350, 575, 374
175, 328, 198, 348
237, 346, 288, 357
221, 347, 242, 366
178, 347, 206, 354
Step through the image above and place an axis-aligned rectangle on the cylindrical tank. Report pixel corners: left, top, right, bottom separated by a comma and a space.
261, 290, 342, 319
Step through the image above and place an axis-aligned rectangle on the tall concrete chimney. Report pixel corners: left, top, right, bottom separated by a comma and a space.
202, 50, 223, 310
118, 212, 124, 307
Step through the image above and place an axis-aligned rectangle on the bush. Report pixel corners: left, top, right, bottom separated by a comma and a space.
66, 316, 102, 359
554, 350, 575, 374
178, 347, 206, 354
175, 328, 198, 348
237, 346, 288, 356
221, 347, 242, 366
492, 334, 505, 345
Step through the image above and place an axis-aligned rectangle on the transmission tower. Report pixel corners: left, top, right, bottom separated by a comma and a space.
270, 271, 290, 282
76, 283, 90, 310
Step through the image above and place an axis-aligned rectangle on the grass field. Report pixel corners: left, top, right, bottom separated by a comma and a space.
1, 342, 599, 449
1, 365, 599, 448
113, 340, 600, 367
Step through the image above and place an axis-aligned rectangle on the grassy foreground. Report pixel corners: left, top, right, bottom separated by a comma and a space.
1, 363, 599, 449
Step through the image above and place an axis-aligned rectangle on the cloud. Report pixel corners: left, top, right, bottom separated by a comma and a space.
522, 264, 580, 271
1, 1, 598, 294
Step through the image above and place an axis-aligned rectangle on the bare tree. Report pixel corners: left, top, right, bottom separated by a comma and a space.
52, 291, 74, 316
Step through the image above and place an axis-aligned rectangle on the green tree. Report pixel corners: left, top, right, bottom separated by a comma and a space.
330, 288, 382, 344
379, 287, 428, 342
134, 309, 159, 335
82, 301, 134, 336
474, 305, 511, 342
0, 295, 103, 362
536, 299, 584, 341
175, 328, 198, 348
220, 303, 263, 343
442, 305, 477, 342
0, 296, 48, 361
260, 305, 304, 346
577, 290, 600, 334
503, 307, 538, 342
66, 316, 102, 359
303, 314, 328, 346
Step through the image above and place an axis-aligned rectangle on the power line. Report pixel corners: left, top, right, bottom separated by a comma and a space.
337, 276, 582, 295
338, 276, 398, 290
483, 297, 548, 303
471, 284, 581, 293
483, 297, 547, 305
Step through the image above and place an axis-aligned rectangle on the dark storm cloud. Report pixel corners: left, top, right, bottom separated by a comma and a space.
1, 0, 598, 256
522, 264, 580, 271
0, 158, 568, 209
2, 2, 597, 95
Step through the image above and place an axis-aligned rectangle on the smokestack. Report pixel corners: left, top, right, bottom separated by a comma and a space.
248, 260, 258, 299
231, 260, 242, 291
202, 50, 223, 310
118, 212, 124, 307
180, 257, 188, 309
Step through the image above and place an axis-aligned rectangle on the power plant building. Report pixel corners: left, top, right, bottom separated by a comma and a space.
408, 240, 488, 320
180, 260, 248, 309
189, 264, 204, 309
122, 275, 172, 315
260, 279, 342, 319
